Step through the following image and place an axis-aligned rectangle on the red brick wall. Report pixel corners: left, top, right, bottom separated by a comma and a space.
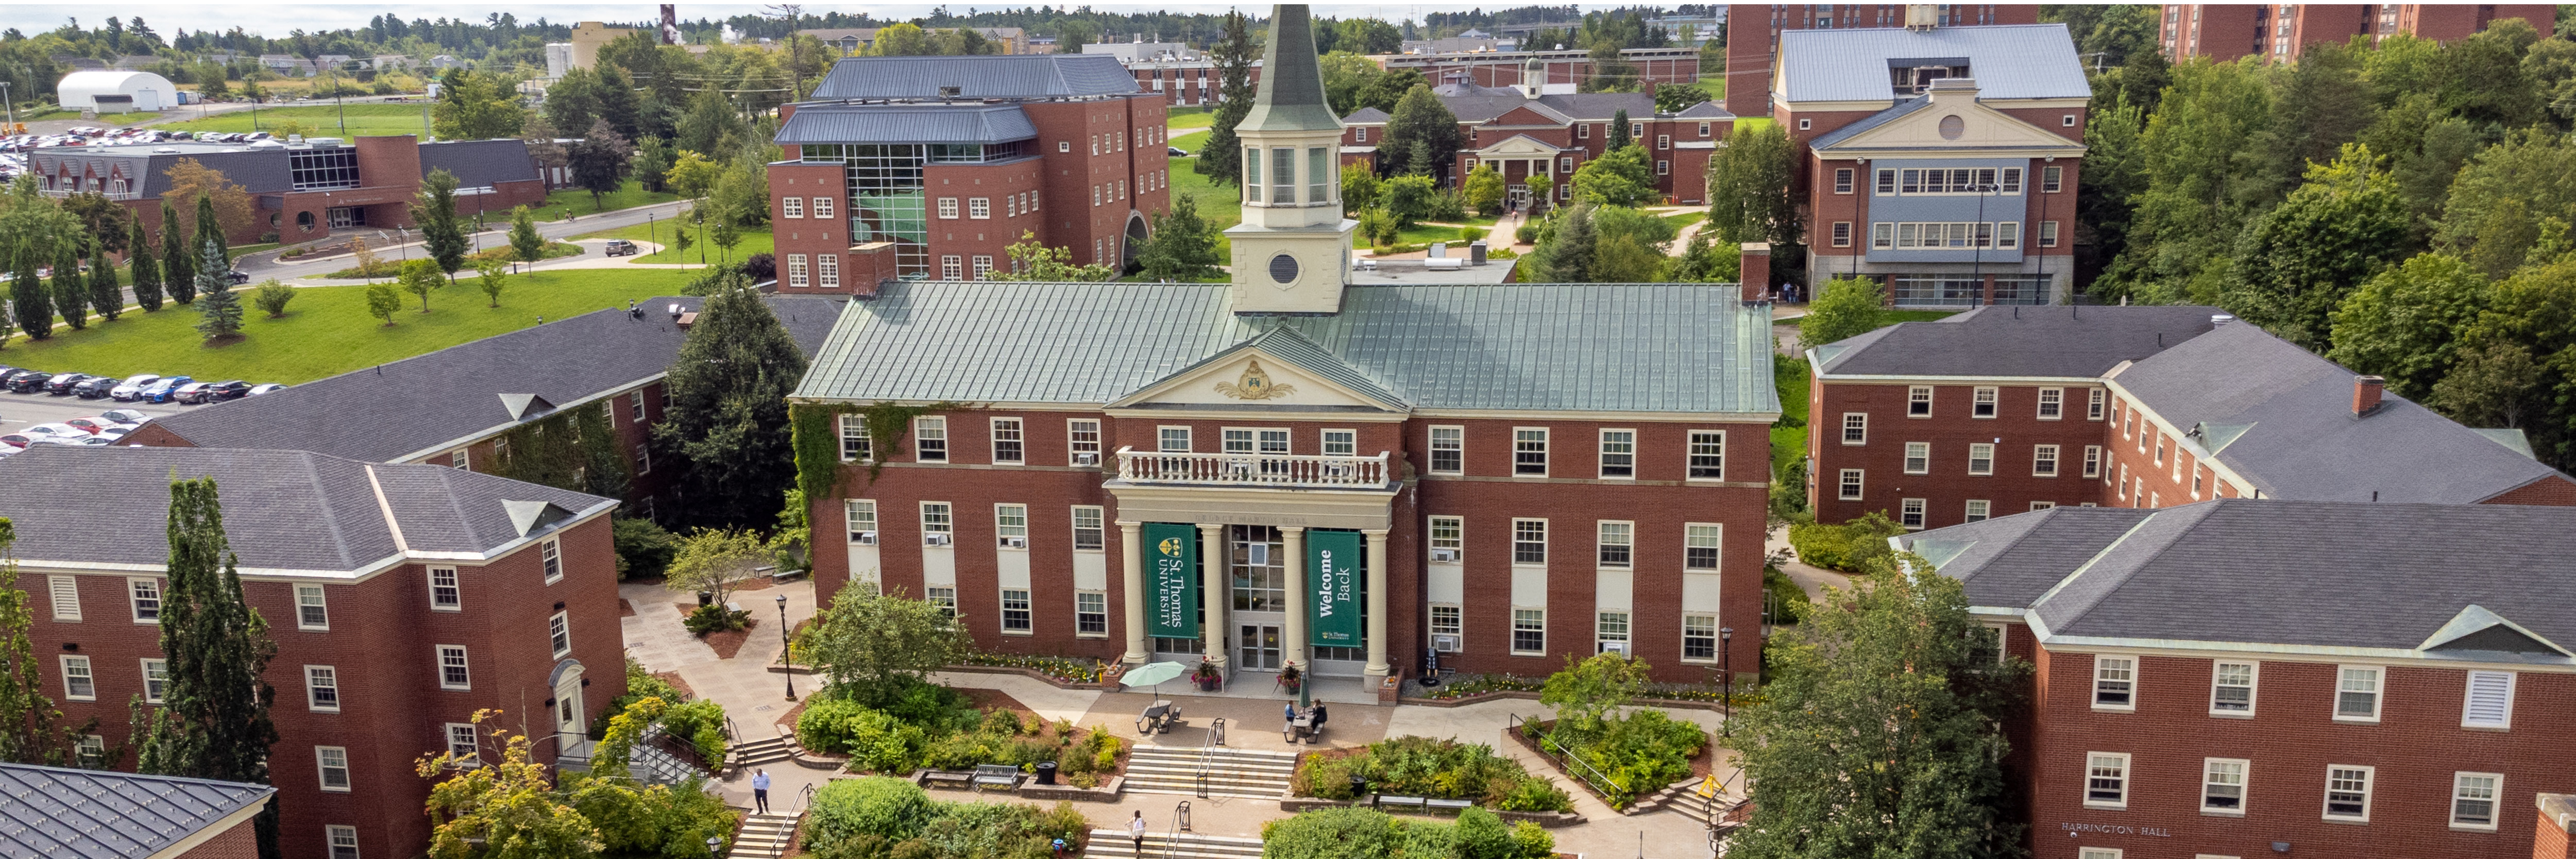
1809, 379, 2112, 528
770, 162, 852, 294
2481, 475, 2576, 507
925, 160, 1047, 278
2538, 796, 2574, 859
176, 816, 262, 859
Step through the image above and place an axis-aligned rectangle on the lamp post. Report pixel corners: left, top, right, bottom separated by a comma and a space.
1969, 180, 1995, 307
777, 593, 796, 702
1718, 626, 1734, 740
706, 834, 724, 857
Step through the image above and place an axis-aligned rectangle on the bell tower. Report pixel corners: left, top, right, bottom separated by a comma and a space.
1225, 4, 1359, 315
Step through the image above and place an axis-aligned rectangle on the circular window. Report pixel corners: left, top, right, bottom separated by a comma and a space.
1268, 253, 1300, 284
295, 211, 315, 230
1938, 114, 1965, 140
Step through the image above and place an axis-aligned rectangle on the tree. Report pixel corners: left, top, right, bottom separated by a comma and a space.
2076, 98, 2148, 277
60, 192, 132, 253
2435, 129, 2576, 264
1799, 277, 1890, 350
1572, 144, 1656, 207
1667, 231, 1740, 283
128, 219, 163, 311
2327, 254, 2490, 399
2100, 59, 2274, 304
507, 206, 546, 264
664, 151, 723, 202
1342, 166, 1384, 215
134, 476, 280, 858
710, 149, 773, 229
2432, 341, 2543, 430
1537, 206, 1595, 282
161, 199, 197, 305
9, 247, 49, 342
431, 68, 529, 141
569, 120, 634, 211
1581, 39, 1640, 93
989, 231, 1117, 281
2222, 145, 2411, 350
665, 528, 771, 617
192, 195, 229, 275
1382, 83, 1463, 180
1462, 163, 1505, 216
1726, 553, 2026, 859
1335, 18, 1401, 54
708, 219, 742, 263
1606, 109, 1633, 149
475, 258, 509, 307
87, 240, 120, 323
561, 769, 737, 858
1654, 81, 1711, 114
674, 89, 744, 161
1138, 193, 1224, 281
1705, 122, 1800, 246
1195, 10, 1256, 186
415, 710, 604, 859
632, 135, 676, 194
413, 169, 470, 283
1539, 652, 1648, 730
804, 586, 973, 705
160, 161, 253, 251
651, 275, 810, 529
365, 282, 402, 326
1056, 20, 1096, 54
398, 259, 441, 313
0, 519, 91, 767
541, 66, 605, 139
51, 245, 87, 332
192, 243, 243, 341
252, 281, 294, 318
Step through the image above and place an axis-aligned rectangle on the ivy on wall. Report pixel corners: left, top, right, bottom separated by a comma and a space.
789, 400, 971, 502
494, 402, 634, 501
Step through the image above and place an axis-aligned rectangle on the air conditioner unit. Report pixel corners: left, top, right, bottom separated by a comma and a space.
924, 533, 952, 547
853, 531, 877, 545
1001, 536, 1027, 549
1432, 634, 1461, 653
1073, 451, 1100, 466
1430, 548, 1460, 563
1598, 641, 1629, 655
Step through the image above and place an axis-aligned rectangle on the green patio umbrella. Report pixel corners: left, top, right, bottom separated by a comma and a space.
1121, 661, 1190, 696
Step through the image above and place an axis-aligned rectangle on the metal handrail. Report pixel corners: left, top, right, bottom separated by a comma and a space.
1194, 718, 1225, 798
775, 782, 819, 857
1510, 713, 1620, 804
1166, 801, 1191, 859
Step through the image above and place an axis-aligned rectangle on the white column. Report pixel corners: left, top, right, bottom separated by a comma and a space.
1119, 520, 1147, 665
1364, 528, 1391, 679
1199, 523, 1229, 669
1282, 526, 1308, 673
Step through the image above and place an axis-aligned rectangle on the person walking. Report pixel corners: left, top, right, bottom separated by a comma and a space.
1130, 810, 1148, 851
752, 769, 772, 814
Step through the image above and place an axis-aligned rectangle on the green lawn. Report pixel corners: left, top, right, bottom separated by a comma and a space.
1170, 156, 1242, 257
0, 268, 702, 384
1662, 210, 1708, 229
1359, 221, 1494, 249
1167, 106, 1213, 130
1734, 116, 1776, 132
570, 222, 773, 266
1169, 129, 1210, 154
160, 104, 433, 137
544, 179, 681, 215
24, 110, 162, 124
1773, 353, 1810, 476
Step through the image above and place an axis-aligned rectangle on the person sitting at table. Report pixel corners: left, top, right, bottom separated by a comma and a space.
1310, 702, 1329, 735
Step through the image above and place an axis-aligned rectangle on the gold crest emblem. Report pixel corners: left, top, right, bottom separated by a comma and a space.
1158, 537, 1183, 556
1214, 359, 1297, 400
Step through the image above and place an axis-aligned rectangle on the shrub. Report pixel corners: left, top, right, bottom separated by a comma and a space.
1555, 708, 1708, 807
806, 777, 936, 849
1453, 807, 1514, 859
252, 281, 295, 317
741, 252, 777, 280
1514, 223, 1539, 244
661, 699, 729, 760
613, 517, 681, 579
684, 604, 748, 634
1786, 511, 1905, 572
1289, 736, 1571, 812
1261, 808, 1400, 859
1459, 226, 1485, 242
1426, 188, 1468, 223
1510, 821, 1555, 859
593, 656, 687, 738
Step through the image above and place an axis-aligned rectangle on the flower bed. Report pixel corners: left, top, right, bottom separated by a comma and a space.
1288, 736, 1573, 813
1417, 673, 1546, 700
956, 651, 1107, 684
803, 776, 1089, 859
796, 681, 1127, 789
1514, 714, 1709, 810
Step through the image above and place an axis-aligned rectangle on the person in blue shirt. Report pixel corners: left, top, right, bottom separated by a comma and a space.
752, 769, 772, 813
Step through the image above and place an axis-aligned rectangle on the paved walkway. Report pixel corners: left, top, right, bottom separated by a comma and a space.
239, 199, 698, 282
1767, 524, 1850, 601
619, 576, 824, 811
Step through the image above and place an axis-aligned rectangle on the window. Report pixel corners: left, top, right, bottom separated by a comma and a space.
317, 747, 352, 791
129, 578, 161, 622
1656, 134, 1671, 151
1309, 146, 1329, 203
1831, 221, 1852, 246
1838, 469, 1865, 500
2038, 388, 2063, 419
2462, 670, 2514, 729
2192, 468, 2206, 498
1595, 612, 1631, 652
437, 646, 470, 689
2039, 220, 2060, 247
1513, 428, 1548, 475
540, 538, 562, 584
2085, 753, 2130, 808
2042, 165, 2063, 192
971, 255, 993, 279
1512, 519, 1548, 564
47, 576, 78, 621
1159, 426, 1191, 452
1076, 592, 1107, 635
1683, 615, 1718, 661
631, 390, 647, 423
2093, 655, 2136, 709
1068, 419, 1101, 465
2323, 766, 2372, 820
989, 418, 1024, 464
1900, 498, 1926, 529
1598, 430, 1635, 478
2335, 666, 2382, 721
783, 196, 804, 218
1244, 148, 1261, 201
915, 417, 947, 462
2033, 445, 2059, 477
1072, 507, 1105, 551
1512, 609, 1546, 654
1797, 118, 1810, 130
546, 611, 572, 657
2082, 446, 2103, 479
928, 587, 958, 618
328, 826, 360, 859
1876, 169, 1896, 195
1429, 426, 1463, 474
58, 656, 93, 701
1578, 123, 1589, 139
73, 735, 103, 768
1271, 147, 1296, 204
968, 197, 990, 218
295, 585, 329, 630
1682, 524, 1721, 570
994, 504, 1028, 549
2001, 167, 2023, 193
1596, 522, 1632, 567
1967, 443, 1994, 476
2155, 437, 2166, 464
937, 197, 959, 218
1687, 431, 1724, 479
429, 568, 460, 610
1841, 413, 1868, 445
2452, 772, 2501, 829
1828, 167, 1855, 194
2211, 661, 2257, 715
1972, 387, 1997, 418
2088, 389, 2107, 420
2202, 759, 2247, 814
942, 255, 963, 279
814, 196, 834, 220
446, 723, 479, 762
1908, 386, 1933, 416
307, 665, 340, 711
2031, 501, 2057, 511
1001, 589, 1032, 632
921, 502, 953, 546
1560, 156, 1574, 174
1964, 500, 1991, 522
1699, 121, 1711, 137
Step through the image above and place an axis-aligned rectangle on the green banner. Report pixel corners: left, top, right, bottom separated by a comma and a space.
1309, 530, 1363, 648
1144, 523, 1200, 639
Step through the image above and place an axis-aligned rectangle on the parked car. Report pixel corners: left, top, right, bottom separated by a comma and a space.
109, 374, 162, 400
43, 373, 93, 395
96, 426, 133, 442
5, 372, 54, 393
603, 239, 639, 257
139, 377, 193, 403
71, 376, 118, 398
166, 382, 209, 404
41, 435, 111, 447
0, 434, 35, 449
191, 380, 252, 403
247, 383, 287, 396
63, 417, 126, 434
99, 408, 150, 425
22, 424, 86, 440
1169, 146, 1189, 157
225, 270, 252, 285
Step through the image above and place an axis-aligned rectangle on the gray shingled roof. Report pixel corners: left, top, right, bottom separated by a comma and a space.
1534, 92, 1655, 121
0, 447, 612, 574
1341, 107, 1391, 124
32, 148, 293, 200
794, 281, 1778, 415
1777, 24, 2091, 102
0, 762, 274, 859
1674, 100, 1736, 120
144, 295, 844, 463
778, 104, 1040, 145
2117, 322, 2567, 503
417, 139, 539, 189
809, 54, 1137, 100
1811, 305, 2225, 378
1898, 506, 2153, 613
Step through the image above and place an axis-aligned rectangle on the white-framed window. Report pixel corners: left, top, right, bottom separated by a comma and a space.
2211, 661, 2257, 715
446, 723, 479, 762
327, 826, 361, 859
1968, 443, 1994, 475
2089, 389, 2107, 420
1429, 426, 1463, 474
1687, 430, 1724, 479
1658, 133, 1672, 150
2323, 765, 2373, 821
813, 196, 834, 220
927, 587, 958, 619
818, 254, 839, 288
1900, 498, 1926, 530
317, 746, 352, 792
1838, 469, 1865, 501
1963, 499, 1990, 522
2039, 220, 2060, 247
2202, 757, 2247, 814
548, 611, 572, 657
2193, 468, 2206, 498
1512, 519, 1547, 564
1841, 412, 1868, 445
429, 567, 461, 610
2043, 165, 2064, 192
436, 645, 470, 689
1598, 429, 1635, 478
2334, 666, 2382, 721
1578, 123, 1590, 139
994, 504, 1029, 549
1076, 592, 1108, 636
1429, 516, 1464, 563
968, 197, 990, 218
1514, 428, 1548, 476
46, 576, 78, 622
1684, 524, 1721, 570
941, 255, 963, 279
139, 658, 168, 704
1596, 521, 1632, 568
2082, 446, 2103, 479
2092, 655, 2136, 710
1682, 615, 1718, 661
1430, 604, 1463, 642
2033, 444, 2059, 477
786, 254, 809, 287
58, 655, 93, 701
73, 735, 103, 767
782, 196, 804, 218
1596, 611, 1630, 652
1512, 609, 1546, 655
971, 255, 994, 279
2038, 388, 2063, 419
1972, 386, 1997, 418
920, 502, 953, 546
635, 443, 651, 475
914, 416, 948, 462
1908, 386, 1933, 416
989, 417, 1024, 464
128, 578, 162, 623
2030, 501, 2057, 511
937, 197, 959, 218
1159, 426, 1191, 452
2451, 772, 2501, 830
2084, 752, 2130, 809
630, 390, 648, 423
1323, 429, 1356, 456
1067, 419, 1102, 465
1902, 441, 1930, 474
1001, 589, 1032, 633
306, 665, 340, 711
2461, 670, 2514, 729
294, 584, 329, 631
1831, 221, 1851, 246
1072, 506, 1106, 551
1833, 167, 1853, 193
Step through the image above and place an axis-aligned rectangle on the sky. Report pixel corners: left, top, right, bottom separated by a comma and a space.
0, 3, 1573, 36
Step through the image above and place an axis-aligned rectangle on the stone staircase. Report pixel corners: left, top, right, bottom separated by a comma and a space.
732, 734, 795, 770
1082, 830, 1265, 859
1119, 745, 1302, 800
630, 727, 705, 786
725, 812, 798, 858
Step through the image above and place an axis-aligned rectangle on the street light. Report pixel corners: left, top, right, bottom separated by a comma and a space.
777, 594, 797, 702
1969, 181, 1996, 307
706, 834, 724, 857
1718, 627, 1734, 740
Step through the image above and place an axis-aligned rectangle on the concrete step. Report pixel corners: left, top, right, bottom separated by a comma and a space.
726, 813, 799, 858
1083, 830, 1265, 859
1118, 746, 1301, 799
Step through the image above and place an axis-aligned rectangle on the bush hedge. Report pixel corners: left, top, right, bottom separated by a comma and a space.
1260, 806, 1553, 859
1785, 511, 1904, 572
796, 690, 1125, 788
1288, 736, 1572, 813
803, 777, 1088, 859
1537, 709, 1708, 807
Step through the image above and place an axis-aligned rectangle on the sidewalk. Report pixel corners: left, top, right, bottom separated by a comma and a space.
619, 576, 825, 812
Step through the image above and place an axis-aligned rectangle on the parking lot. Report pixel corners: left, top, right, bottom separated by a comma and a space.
0, 389, 173, 440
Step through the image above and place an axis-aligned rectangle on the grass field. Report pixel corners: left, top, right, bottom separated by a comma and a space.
160, 104, 434, 138
1169, 128, 1210, 154
1773, 352, 1810, 476
1169, 156, 1242, 257
544, 179, 681, 215
0, 268, 701, 384
22, 110, 161, 124
1360, 220, 1497, 249
1663, 210, 1708, 229
571, 222, 773, 266
1167, 106, 1213, 130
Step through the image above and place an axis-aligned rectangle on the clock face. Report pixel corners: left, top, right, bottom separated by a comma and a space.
1269, 252, 1300, 285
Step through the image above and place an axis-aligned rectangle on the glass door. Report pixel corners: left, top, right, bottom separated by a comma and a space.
1238, 625, 1282, 670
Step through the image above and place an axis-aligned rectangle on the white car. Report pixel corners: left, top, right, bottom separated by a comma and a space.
109, 374, 162, 401
99, 408, 150, 425
21, 424, 86, 439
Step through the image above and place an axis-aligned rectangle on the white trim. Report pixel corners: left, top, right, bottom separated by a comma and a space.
2200, 757, 2248, 816
316, 746, 352, 793
2321, 764, 2374, 822
2090, 654, 2136, 711
2332, 665, 2383, 723
2082, 751, 2130, 810
2208, 659, 2257, 717
2450, 771, 2502, 831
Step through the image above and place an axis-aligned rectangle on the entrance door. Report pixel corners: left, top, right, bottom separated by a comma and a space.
1508, 186, 1532, 209
554, 679, 583, 738
1238, 625, 1282, 670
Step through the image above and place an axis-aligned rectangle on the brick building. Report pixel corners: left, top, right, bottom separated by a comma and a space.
1338, 73, 1734, 205
1805, 308, 2576, 530
1722, 4, 2040, 117
0, 763, 276, 859
1376, 45, 1705, 91
28, 137, 548, 249
0, 445, 621, 859
123, 295, 843, 521
1899, 500, 2576, 859
2159, 4, 2556, 63
1775, 23, 2092, 303
790, 7, 1776, 689
767, 54, 1170, 289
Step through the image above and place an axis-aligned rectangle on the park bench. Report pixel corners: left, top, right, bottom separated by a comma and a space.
920, 770, 975, 790
1426, 798, 1474, 815
1375, 795, 1427, 813
971, 764, 1023, 791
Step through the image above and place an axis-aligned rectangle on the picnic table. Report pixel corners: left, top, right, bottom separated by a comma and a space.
1138, 700, 1181, 735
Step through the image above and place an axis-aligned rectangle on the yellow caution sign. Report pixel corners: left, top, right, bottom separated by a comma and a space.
1696, 774, 1719, 798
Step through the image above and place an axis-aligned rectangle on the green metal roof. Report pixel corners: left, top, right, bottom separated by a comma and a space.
1238, 4, 1342, 133
792, 281, 1779, 416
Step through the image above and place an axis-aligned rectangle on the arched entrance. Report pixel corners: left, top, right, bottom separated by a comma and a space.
1122, 210, 1150, 274
547, 659, 589, 762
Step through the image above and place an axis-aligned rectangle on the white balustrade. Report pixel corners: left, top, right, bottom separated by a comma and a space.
1114, 446, 1389, 489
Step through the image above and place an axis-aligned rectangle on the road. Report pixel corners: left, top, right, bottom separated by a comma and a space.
236, 199, 699, 282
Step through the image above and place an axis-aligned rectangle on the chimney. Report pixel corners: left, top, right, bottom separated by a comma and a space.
2536, 794, 2575, 859
1739, 242, 1771, 302
1644, 79, 1658, 100
1926, 77, 1980, 105
1904, 4, 1941, 30
2353, 375, 2386, 417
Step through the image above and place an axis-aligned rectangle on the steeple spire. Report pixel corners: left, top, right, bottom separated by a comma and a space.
1239, 4, 1340, 133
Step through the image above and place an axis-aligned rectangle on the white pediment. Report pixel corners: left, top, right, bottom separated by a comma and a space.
1820, 98, 2085, 155
1476, 133, 1568, 158
1109, 350, 1404, 412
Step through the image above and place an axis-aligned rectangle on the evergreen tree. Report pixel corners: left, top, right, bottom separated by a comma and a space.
134, 476, 280, 858
128, 219, 163, 311
192, 243, 244, 341
50, 245, 86, 332
415, 169, 469, 283
0, 519, 92, 767
10, 248, 50, 341
192, 195, 228, 273
161, 200, 197, 305
651, 273, 809, 529
1606, 108, 1632, 149
1539, 205, 1596, 282
509, 206, 546, 264
1195, 10, 1257, 186
88, 241, 120, 322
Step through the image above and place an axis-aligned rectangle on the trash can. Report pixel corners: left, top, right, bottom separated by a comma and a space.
696, 591, 714, 608
1349, 774, 1368, 797
1036, 761, 1058, 785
